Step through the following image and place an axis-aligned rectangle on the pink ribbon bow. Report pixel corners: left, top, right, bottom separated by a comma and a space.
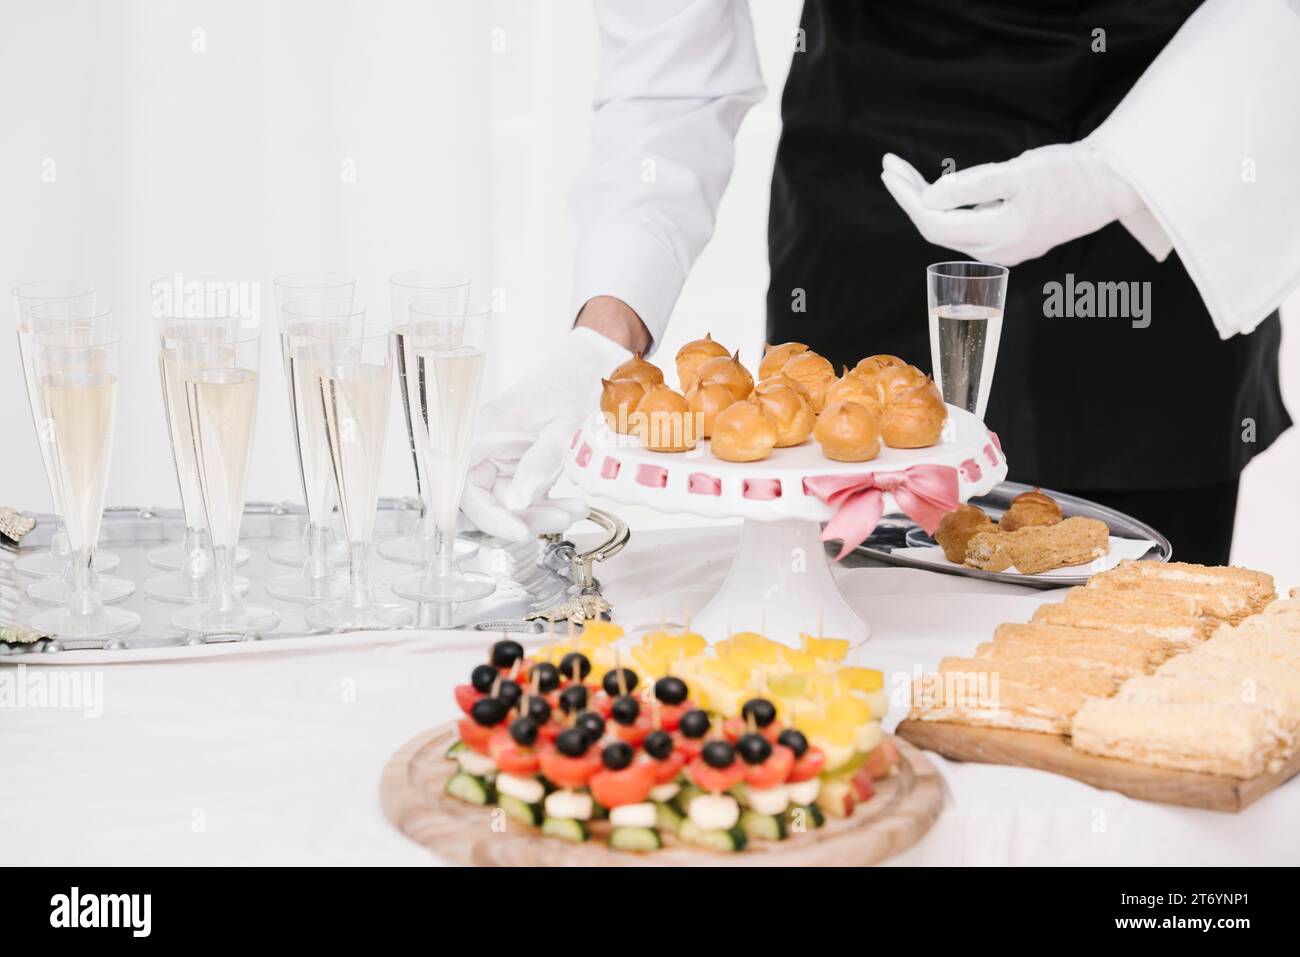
804, 465, 960, 560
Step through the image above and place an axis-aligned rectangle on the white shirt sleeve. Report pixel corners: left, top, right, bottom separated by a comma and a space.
569, 0, 765, 354
1089, 0, 1300, 339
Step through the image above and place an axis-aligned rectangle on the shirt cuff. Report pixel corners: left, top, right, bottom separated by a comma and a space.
1118, 205, 1174, 262
572, 223, 686, 357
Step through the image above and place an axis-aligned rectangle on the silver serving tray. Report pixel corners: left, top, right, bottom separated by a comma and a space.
852, 481, 1172, 589
0, 500, 627, 655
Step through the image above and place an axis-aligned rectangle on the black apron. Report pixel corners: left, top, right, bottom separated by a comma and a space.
767, 0, 1289, 491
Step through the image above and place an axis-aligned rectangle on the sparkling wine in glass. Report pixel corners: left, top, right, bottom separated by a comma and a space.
926, 261, 1008, 421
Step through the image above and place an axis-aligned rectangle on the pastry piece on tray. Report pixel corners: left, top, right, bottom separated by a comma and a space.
1115, 674, 1300, 740
934, 504, 997, 564
909, 655, 1116, 734
1071, 698, 1290, 778
1091, 560, 1276, 613
978, 623, 1171, 679
964, 516, 1109, 575
998, 488, 1063, 532
1031, 601, 1209, 649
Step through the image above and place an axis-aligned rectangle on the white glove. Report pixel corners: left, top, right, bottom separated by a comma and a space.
460, 327, 632, 542
880, 141, 1159, 266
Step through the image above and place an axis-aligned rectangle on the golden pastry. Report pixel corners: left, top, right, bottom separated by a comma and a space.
748, 381, 814, 448
999, 488, 1063, 532
850, 354, 906, 382
879, 378, 947, 448
779, 351, 837, 412
675, 333, 729, 393
870, 363, 931, 406
759, 341, 809, 381
685, 381, 736, 439
710, 400, 779, 462
823, 367, 880, 413
633, 384, 697, 452
695, 350, 754, 402
934, 503, 996, 564
756, 374, 812, 406
609, 353, 664, 393
813, 400, 881, 462
599, 378, 646, 435
965, 516, 1110, 576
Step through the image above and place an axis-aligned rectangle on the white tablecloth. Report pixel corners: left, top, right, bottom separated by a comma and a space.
2, 526, 1296, 866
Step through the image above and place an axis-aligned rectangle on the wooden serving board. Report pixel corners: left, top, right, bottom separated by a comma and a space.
896, 719, 1300, 812
380, 722, 944, 866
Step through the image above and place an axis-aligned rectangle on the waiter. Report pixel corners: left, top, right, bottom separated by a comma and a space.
462, 0, 1300, 566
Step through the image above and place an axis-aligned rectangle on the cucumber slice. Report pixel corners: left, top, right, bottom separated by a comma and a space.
445, 772, 493, 806
785, 803, 826, 833
542, 816, 590, 843
739, 809, 787, 841
678, 818, 748, 852
445, 740, 467, 758
671, 783, 705, 816
608, 827, 662, 852
655, 801, 685, 833
590, 801, 608, 820
498, 794, 543, 827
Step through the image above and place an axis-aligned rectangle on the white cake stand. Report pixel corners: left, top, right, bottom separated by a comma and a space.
564, 406, 1008, 646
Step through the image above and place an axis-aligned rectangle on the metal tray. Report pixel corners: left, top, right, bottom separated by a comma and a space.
0, 500, 629, 656
852, 481, 1172, 589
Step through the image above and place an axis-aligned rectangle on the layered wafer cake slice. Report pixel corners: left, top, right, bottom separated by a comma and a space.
1157, 653, 1300, 715
1114, 674, 1299, 742
1031, 601, 1209, 649
1092, 560, 1276, 614
909, 655, 1118, 734
1071, 698, 1290, 778
1199, 626, 1300, 668
1084, 569, 1256, 622
977, 623, 1172, 679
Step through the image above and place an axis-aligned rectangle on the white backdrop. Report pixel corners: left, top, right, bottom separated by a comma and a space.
2, 0, 1296, 584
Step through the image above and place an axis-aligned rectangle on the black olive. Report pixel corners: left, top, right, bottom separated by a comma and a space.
643, 730, 674, 760
741, 698, 777, 728
558, 684, 588, 715
530, 662, 560, 694
558, 652, 591, 681
509, 716, 538, 747
678, 709, 711, 739
777, 728, 809, 758
523, 696, 552, 725
701, 740, 736, 769
610, 695, 640, 726
470, 663, 498, 693
737, 732, 773, 765
555, 728, 589, 757
491, 639, 524, 669
496, 679, 522, 710
470, 697, 508, 727
575, 712, 606, 744
602, 668, 639, 698
654, 676, 688, 705
602, 741, 634, 771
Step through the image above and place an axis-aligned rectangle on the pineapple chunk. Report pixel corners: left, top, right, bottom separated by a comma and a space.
777, 646, 817, 671
802, 634, 850, 660
838, 666, 884, 692
580, 619, 624, 645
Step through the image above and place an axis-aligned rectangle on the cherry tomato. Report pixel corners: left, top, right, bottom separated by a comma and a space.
723, 716, 782, 743
649, 749, 686, 785
656, 702, 690, 732
536, 720, 566, 744
489, 731, 540, 775
589, 761, 656, 808
454, 684, 484, 715
673, 733, 704, 762
539, 746, 602, 789
788, 746, 827, 783
613, 713, 655, 747
687, 754, 746, 793
745, 744, 795, 789
590, 690, 613, 719
457, 718, 497, 754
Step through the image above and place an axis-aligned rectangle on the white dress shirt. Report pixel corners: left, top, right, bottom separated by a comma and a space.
570, 0, 1300, 345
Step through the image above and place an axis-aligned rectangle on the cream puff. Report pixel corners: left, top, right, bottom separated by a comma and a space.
600, 378, 646, 435
878, 378, 946, 449
1000, 489, 1064, 532
676, 333, 730, 393
748, 381, 814, 448
695, 350, 754, 402
710, 400, 779, 462
609, 353, 664, 393
823, 367, 880, 414
779, 351, 837, 412
759, 341, 809, 381
813, 400, 881, 462
685, 381, 736, 439
633, 384, 697, 452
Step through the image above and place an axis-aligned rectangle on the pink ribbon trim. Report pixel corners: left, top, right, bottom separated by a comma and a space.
743, 478, 782, 501
803, 464, 960, 560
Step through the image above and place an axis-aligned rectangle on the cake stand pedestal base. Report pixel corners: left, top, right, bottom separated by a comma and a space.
691, 518, 868, 648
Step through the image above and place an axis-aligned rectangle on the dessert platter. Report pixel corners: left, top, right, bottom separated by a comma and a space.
855, 483, 1171, 588
380, 624, 944, 865
565, 340, 1008, 645
897, 560, 1300, 811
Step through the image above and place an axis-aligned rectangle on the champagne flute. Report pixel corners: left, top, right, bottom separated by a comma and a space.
171, 324, 279, 638
26, 316, 141, 641
291, 313, 412, 630
392, 299, 496, 606
145, 291, 253, 603
379, 270, 480, 567
10, 280, 121, 579
926, 261, 1009, 421
265, 273, 354, 597
145, 275, 252, 574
